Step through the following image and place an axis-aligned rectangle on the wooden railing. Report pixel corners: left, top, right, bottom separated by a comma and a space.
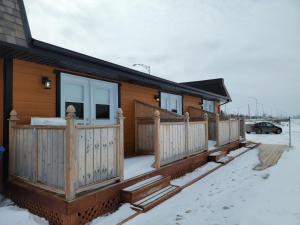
188, 106, 217, 140
8, 106, 124, 201
135, 101, 184, 154
154, 111, 208, 168
216, 114, 240, 146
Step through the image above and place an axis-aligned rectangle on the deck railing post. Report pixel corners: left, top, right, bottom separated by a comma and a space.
65, 105, 76, 201
117, 108, 125, 181
8, 110, 19, 180
204, 113, 209, 150
216, 114, 220, 146
184, 112, 190, 157
154, 110, 161, 169
228, 119, 231, 143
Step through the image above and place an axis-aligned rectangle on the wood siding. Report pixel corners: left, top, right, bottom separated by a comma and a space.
13, 59, 56, 124
0, 58, 3, 144
183, 95, 202, 113
121, 82, 159, 156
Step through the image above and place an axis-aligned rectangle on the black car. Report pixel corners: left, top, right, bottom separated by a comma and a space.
246, 122, 282, 134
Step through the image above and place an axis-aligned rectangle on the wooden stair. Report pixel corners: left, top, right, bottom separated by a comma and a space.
208, 150, 227, 162
216, 155, 234, 164
132, 185, 180, 212
121, 175, 180, 211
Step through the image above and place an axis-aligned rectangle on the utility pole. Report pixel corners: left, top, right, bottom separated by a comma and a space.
248, 104, 251, 120
289, 116, 292, 147
248, 97, 258, 119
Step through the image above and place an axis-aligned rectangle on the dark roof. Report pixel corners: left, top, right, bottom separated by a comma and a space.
0, 0, 231, 102
181, 78, 232, 102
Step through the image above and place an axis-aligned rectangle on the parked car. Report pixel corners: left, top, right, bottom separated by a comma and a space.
246, 122, 282, 134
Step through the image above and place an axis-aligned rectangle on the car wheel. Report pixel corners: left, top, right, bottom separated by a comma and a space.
246, 131, 250, 134
276, 129, 282, 134
256, 129, 262, 134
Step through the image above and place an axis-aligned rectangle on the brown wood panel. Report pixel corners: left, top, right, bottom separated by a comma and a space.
13, 59, 56, 124
183, 95, 202, 113
0, 58, 3, 145
121, 82, 159, 156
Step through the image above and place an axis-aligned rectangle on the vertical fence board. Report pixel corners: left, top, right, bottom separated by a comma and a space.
77, 129, 86, 187
100, 128, 108, 181
85, 129, 94, 185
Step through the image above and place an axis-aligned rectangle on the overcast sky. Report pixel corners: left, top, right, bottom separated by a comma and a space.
24, 0, 300, 116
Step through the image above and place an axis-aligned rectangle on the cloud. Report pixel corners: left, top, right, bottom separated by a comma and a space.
24, 0, 300, 115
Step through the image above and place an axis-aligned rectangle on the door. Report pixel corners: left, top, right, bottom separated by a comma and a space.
61, 73, 118, 125
91, 80, 118, 125
61, 74, 90, 125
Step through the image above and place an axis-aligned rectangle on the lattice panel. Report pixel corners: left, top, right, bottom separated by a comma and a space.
77, 197, 120, 225
11, 196, 64, 225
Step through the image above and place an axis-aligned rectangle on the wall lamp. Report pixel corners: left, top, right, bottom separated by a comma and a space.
154, 95, 160, 102
42, 76, 52, 89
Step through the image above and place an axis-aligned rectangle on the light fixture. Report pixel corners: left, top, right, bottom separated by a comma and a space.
42, 76, 52, 89
154, 95, 160, 102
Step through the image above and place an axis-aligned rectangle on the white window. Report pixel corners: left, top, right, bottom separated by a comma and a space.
61, 73, 118, 125
203, 100, 215, 113
160, 92, 182, 115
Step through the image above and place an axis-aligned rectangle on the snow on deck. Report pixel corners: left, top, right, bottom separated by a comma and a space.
124, 155, 155, 180
208, 140, 217, 151
171, 162, 220, 187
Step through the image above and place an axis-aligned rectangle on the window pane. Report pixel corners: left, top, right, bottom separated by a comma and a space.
96, 104, 110, 119
94, 88, 109, 105
65, 102, 84, 119
65, 84, 84, 102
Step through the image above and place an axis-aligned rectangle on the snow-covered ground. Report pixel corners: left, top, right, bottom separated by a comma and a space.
0, 120, 299, 225
123, 119, 300, 225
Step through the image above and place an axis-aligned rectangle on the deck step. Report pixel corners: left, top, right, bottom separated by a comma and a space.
246, 143, 258, 148
208, 151, 227, 162
216, 156, 234, 164
132, 185, 181, 211
121, 175, 171, 203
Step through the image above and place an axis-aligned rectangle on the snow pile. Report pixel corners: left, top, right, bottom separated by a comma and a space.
0, 195, 48, 225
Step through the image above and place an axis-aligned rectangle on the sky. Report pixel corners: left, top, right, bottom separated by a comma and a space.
23, 0, 300, 116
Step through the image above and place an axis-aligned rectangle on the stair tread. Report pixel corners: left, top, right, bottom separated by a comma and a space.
133, 185, 178, 208
217, 156, 234, 163
123, 175, 164, 192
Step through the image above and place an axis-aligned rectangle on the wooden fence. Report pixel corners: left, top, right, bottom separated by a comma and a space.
154, 111, 208, 168
135, 101, 184, 154
216, 115, 240, 146
8, 106, 124, 201
188, 106, 216, 140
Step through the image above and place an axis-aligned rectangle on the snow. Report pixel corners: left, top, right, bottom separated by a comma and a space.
30, 117, 66, 126
89, 203, 136, 225
0, 197, 48, 225
208, 140, 217, 151
171, 162, 220, 187
1, 120, 299, 225
227, 147, 249, 157
123, 119, 300, 225
124, 155, 155, 180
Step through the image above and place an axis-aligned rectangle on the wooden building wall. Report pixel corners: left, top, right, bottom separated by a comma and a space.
9, 59, 219, 157
13, 60, 56, 124
0, 58, 3, 145
121, 82, 159, 156
183, 95, 202, 113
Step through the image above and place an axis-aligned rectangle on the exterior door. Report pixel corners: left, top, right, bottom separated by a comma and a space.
61, 74, 90, 125
61, 73, 118, 125
91, 80, 118, 125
